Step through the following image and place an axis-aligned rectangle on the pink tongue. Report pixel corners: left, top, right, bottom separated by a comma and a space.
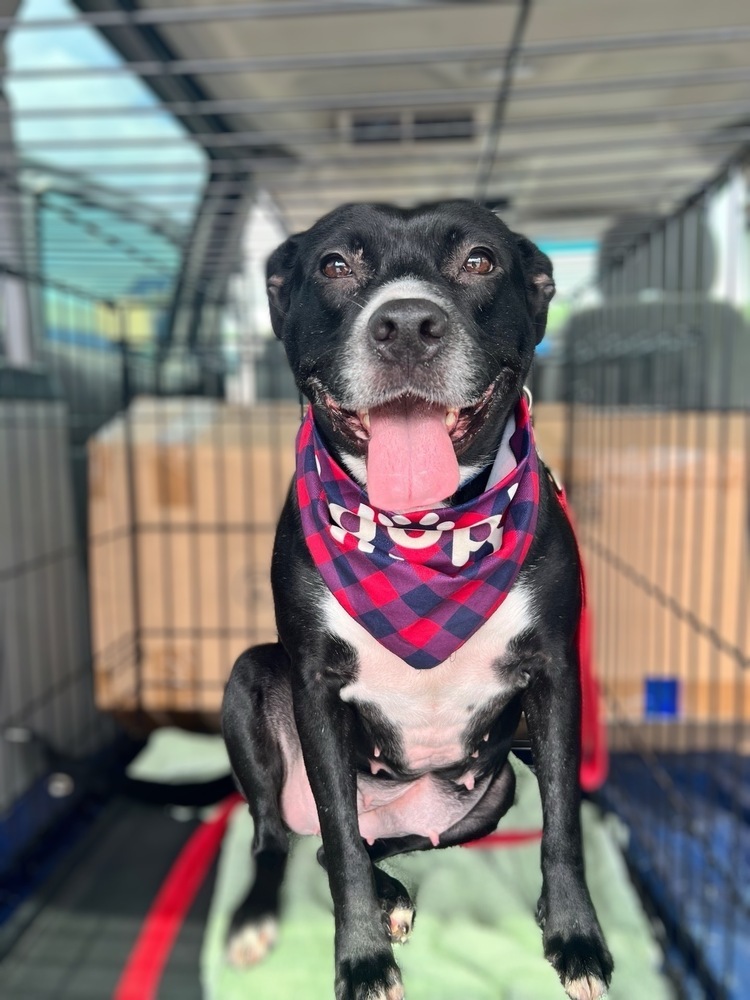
366, 399, 460, 512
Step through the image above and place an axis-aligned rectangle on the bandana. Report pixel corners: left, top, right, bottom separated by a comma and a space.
296, 397, 540, 668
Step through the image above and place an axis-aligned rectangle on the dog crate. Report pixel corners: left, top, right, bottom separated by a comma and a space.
0, 1, 748, 998
564, 161, 750, 997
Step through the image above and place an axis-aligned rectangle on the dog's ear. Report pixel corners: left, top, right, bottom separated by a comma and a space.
513, 233, 555, 344
266, 235, 301, 339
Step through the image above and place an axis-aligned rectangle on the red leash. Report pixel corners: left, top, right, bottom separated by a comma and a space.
112, 790, 540, 1000
113, 794, 242, 1000
464, 828, 543, 849
554, 484, 608, 793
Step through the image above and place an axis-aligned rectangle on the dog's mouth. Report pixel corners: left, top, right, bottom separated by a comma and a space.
322, 382, 497, 511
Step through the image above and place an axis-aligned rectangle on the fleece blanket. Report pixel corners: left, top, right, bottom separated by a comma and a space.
198, 754, 672, 1000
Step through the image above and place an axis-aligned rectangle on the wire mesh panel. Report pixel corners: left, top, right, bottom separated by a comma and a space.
0, 351, 119, 925
565, 163, 750, 998
88, 345, 299, 716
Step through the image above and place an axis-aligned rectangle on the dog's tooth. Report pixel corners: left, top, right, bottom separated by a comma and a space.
358, 410, 370, 431
482, 732, 490, 742
373, 746, 381, 757
457, 771, 475, 791
444, 408, 459, 432
470, 749, 480, 759
428, 829, 440, 847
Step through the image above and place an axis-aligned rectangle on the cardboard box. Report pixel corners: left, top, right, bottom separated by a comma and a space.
90, 398, 748, 725
89, 398, 301, 711
565, 407, 749, 725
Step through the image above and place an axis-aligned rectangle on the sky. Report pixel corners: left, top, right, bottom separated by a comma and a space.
6, 0, 207, 225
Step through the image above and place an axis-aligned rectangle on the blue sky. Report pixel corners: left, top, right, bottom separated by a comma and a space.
6, 0, 207, 224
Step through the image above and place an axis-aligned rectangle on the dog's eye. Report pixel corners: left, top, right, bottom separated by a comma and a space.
462, 249, 495, 275
321, 255, 353, 279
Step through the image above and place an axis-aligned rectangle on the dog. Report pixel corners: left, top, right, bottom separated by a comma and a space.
222, 201, 614, 1000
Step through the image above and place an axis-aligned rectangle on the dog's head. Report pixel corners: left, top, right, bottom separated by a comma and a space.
267, 201, 554, 510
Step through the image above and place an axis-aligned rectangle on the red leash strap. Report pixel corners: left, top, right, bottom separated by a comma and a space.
554, 484, 609, 792
113, 794, 242, 1000
463, 829, 543, 849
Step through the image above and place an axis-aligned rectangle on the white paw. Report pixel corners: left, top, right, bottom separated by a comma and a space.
564, 974, 608, 1000
386, 904, 414, 945
226, 916, 278, 967
364, 984, 404, 1000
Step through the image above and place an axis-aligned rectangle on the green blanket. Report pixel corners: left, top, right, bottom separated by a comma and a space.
199, 754, 672, 1000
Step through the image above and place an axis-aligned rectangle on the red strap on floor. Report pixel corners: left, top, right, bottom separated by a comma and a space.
463, 828, 543, 849
113, 794, 242, 1000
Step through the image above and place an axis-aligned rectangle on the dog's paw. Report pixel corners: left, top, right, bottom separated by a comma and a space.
335, 953, 404, 1000
544, 931, 613, 1000
562, 973, 609, 1000
226, 915, 278, 967
374, 868, 415, 945
383, 901, 414, 945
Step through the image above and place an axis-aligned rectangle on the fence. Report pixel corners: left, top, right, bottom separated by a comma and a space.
564, 161, 749, 998
0, 261, 302, 923
0, 317, 120, 929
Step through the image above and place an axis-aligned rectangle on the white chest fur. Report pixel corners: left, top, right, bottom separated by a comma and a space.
327, 584, 535, 772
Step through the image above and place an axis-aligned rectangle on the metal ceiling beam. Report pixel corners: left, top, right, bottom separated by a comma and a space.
8, 63, 750, 120
125, 176, 698, 226
236, 174, 698, 204
515, 204, 663, 223
68, 155, 710, 199
29, 153, 709, 236
4, 99, 747, 151
2, 87, 497, 119
0, 44, 520, 79
476, 0, 531, 199
0, 0, 503, 31
6, 33, 750, 81
14, 133, 739, 175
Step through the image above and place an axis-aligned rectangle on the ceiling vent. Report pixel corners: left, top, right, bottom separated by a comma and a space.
348, 110, 475, 145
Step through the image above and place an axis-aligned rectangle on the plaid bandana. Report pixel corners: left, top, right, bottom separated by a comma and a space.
296, 397, 540, 668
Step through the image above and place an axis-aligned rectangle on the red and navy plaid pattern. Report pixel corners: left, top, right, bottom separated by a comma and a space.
296, 397, 540, 668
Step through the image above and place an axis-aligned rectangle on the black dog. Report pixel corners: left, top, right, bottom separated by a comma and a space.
222, 201, 613, 1000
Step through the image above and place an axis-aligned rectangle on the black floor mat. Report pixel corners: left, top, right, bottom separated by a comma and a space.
0, 797, 215, 999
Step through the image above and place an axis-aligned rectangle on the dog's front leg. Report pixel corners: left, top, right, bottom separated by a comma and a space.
522, 654, 613, 1000
291, 659, 404, 1000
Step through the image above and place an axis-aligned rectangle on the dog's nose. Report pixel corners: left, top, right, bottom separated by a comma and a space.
367, 298, 448, 359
